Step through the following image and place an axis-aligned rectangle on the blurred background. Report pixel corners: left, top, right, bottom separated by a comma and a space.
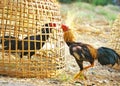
58, 0, 120, 6
57, 0, 120, 48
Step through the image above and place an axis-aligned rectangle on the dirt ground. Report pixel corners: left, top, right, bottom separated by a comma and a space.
0, 2, 120, 86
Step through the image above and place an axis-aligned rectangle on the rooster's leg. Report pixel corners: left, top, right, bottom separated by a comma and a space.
73, 61, 87, 80
73, 70, 82, 79
73, 70, 87, 80
73, 61, 94, 80
84, 61, 94, 70
73, 60, 87, 80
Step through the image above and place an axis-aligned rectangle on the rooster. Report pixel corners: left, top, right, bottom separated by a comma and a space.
18, 23, 56, 58
0, 23, 56, 59
61, 24, 120, 80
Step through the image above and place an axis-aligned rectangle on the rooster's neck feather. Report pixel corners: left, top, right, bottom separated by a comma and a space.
63, 30, 76, 43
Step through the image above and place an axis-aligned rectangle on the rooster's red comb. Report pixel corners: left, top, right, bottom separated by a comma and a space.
61, 24, 69, 32
49, 23, 56, 27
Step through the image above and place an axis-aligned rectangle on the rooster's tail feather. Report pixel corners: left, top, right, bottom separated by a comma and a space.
97, 47, 120, 66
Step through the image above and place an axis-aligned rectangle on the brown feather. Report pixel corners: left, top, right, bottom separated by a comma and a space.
63, 29, 97, 59
87, 44, 97, 59
63, 30, 76, 42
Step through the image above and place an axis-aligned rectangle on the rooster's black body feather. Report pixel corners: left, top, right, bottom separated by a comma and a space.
97, 47, 120, 66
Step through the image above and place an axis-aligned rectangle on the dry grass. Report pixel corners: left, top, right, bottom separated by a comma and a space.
60, 2, 120, 48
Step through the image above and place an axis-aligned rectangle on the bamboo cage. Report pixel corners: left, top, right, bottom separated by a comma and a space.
110, 14, 120, 54
0, 0, 65, 78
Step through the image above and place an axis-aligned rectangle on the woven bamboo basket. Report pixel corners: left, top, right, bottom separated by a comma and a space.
0, 0, 65, 78
110, 14, 120, 54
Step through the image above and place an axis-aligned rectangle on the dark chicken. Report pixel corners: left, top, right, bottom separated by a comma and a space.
18, 23, 56, 58
0, 36, 19, 51
61, 24, 120, 80
0, 23, 56, 59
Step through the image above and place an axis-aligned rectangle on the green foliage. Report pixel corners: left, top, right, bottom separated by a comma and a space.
91, 0, 113, 5
58, 0, 77, 3
60, 0, 119, 22
95, 8, 117, 20
74, 2, 95, 10
105, 5, 120, 11
57, 73, 71, 82
58, 0, 114, 5
55, 72, 72, 82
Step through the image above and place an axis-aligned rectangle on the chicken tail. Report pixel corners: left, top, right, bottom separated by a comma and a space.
97, 47, 120, 66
